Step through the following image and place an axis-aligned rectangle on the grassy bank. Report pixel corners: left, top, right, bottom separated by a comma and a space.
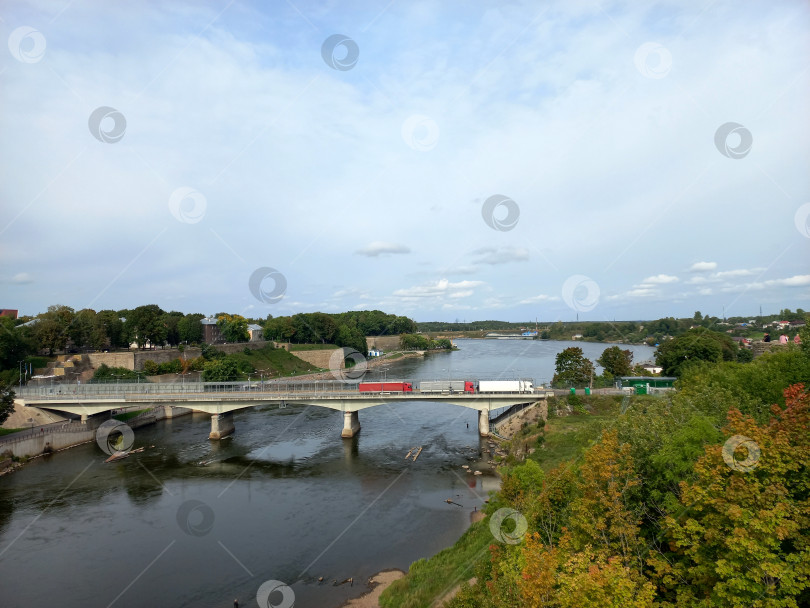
380, 520, 493, 608
228, 345, 319, 377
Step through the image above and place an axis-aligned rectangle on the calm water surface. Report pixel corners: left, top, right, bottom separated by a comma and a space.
0, 339, 654, 608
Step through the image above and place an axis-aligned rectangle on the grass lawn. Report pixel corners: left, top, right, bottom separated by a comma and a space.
380, 520, 492, 608
0, 428, 25, 436
228, 345, 319, 377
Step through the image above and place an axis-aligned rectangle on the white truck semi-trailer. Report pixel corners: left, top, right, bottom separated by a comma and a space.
419, 380, 468, 393
477, 380, 534, 393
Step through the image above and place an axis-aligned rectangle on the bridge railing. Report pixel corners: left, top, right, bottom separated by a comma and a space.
14, 379, 544, 401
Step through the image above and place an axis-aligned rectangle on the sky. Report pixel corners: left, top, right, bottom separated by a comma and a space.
1, 0, 809, 323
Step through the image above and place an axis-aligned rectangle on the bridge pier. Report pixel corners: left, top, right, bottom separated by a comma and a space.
341, 411, 360, 438
478, 409, 490, 436
209, 412, 235, 440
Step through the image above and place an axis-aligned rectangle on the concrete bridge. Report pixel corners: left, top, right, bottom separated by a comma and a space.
14, 380, 550, 440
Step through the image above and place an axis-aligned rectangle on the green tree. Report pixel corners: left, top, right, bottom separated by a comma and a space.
34, 305, 75, 354
654, 328, 737, 376
0, 317, 35, 370
124, 305, 167, 349
335, 325, 367, 356
69, 308, 96, 349
655, 384, 810, 606
96, 310, 126, 348
552, 347, 594, 387
216, 314, 249, 343
597, 346, 633, 377
202, 358, 239, 381
0, 385, 15, 425
177, 313, 204, 344
162, 312, 184, 347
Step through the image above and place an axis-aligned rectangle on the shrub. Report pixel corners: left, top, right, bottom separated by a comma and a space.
157, 359, 182, 374
142, 360, 159, 375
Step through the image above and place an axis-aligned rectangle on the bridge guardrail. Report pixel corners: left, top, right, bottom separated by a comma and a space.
15, 380, 543, 401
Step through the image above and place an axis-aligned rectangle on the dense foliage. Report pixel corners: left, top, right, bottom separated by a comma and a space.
399, 334, 453, 351
439, 346, 810, 608
655, 327, 739, 376
263, 310, 414, 347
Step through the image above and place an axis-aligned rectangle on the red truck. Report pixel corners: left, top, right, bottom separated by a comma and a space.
358, 382, 414, 393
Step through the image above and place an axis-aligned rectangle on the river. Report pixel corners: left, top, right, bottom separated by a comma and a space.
0, 339, 654, 608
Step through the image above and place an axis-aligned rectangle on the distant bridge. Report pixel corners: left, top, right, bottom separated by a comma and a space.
14, 380, 551, 439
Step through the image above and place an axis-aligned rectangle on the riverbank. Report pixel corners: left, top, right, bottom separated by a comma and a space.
339, 570, 405, 608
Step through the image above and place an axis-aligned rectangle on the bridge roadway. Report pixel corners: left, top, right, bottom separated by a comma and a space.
13, 381, 548, 439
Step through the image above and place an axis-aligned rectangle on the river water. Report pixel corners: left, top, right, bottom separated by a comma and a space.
0, 340, 654, 608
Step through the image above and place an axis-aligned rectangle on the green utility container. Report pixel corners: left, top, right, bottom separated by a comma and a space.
634, 383, 647, 395
569, 387, 576, 395
585, 387, 591, 395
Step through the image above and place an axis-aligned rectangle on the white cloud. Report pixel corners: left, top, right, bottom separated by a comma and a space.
519, 294, 559, 305
715, 268, 763, 279
688, 261, 717, 272
721, 274, 810, 292
640, 274, 679, 285
10, 273, 33, 284
355, 242, 411, 257
393, 279, 485, 299
470, 247, 529, 265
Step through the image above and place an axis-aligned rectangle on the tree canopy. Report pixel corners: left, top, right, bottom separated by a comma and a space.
552, 347, 595, 387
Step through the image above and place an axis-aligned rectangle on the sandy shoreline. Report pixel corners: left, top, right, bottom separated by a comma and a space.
336, 569, 406, 608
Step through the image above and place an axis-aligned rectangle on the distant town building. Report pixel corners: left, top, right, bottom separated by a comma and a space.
201, 317, 223, 343
247, 324, 264, 342
0, 309, 18, 319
